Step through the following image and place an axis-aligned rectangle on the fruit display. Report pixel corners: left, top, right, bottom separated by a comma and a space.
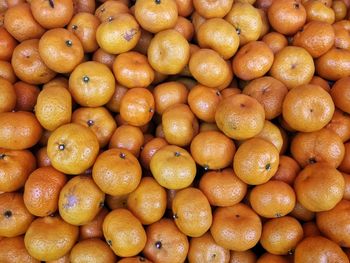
1, 0, 350, 262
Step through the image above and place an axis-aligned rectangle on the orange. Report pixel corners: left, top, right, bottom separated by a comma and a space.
260, 216, 303, 255
96, 13, 141, 55
282, 84, 335, 132
215, 94, 265, 140
291, 128, 345, 168
0, 148, 36, 192
0, 192, 33, 237
153, 81, 188, 115
189, 48, 232, 89
272, 155, 301, 185
133, 28, 153, 55
23, 166, 67, 217
175, 0, 193, 16
199, 168, 247, 207
106, 84, 128, 113
172, 187, 212, 237
293, 20, 335, 58
36, 146, 51, 167
290, 201, 315, 222
92, 48, 116, 69
0, 27, 17, 61
94, 0, 129, 22
331, 76, 350, 114
333, 20, 350, 51
225, 2, 262, 45
326, 108, 350, 142
127, 177, 167, 225
270, 46, 315, 89
150, 145, 196, 190
120, 88, 155, 127
197, 18, 239, 59
233, 138, 279, 185
113, 51, 154, 89
257, 253, 291, 263
210, 203, 262, 251
173, 16, 194, 41
13, 81, 39, 112
193, 0, 233, 18
0, 77, 16, 113
303, 221, 322, 237
109, 125, 143, 157
230, 250, 257, 263
79, 207, 108, 240
268, 0, 306, 35
35, 84, 72, 131
0, 60, 16, 83
294, 163, 345, 212
0, 111, 42, 150
250, 180, 296, 218
304, 0, 335, 24
232, 41, 274, 81
68, 12, 100, 53
103, 208, 147, 257
38, 28, 84, 73
106, 194, 129, 210
148, 29, 190, 75
143, 218, 189, 263
73, 0, 95, 14
30, 0, 73, 29
294, 236, 349, 263
339, 142, 350, 173
188, 232, 230, 263
11, 39, 56, 85
134, 0, 178, 33
333, 0, 348, 21
4, 3, 45, 42
70, 238, 116, 263
187, 85, 221, 123
69, 61, 115, 107
0, 236, 40, 263
58, 175, 105, 226
117, 256, 152, 263
72, 107, 116, 146
140, 137, 168, 170
342, 172, 350, 200
316, 48, 350, 81
250, 120, 283, 153
47, 123, 99, 175
190, 130, 235, 170
162, 103, 199, 146
262, 32, 288, 54
316, 199, 350, 247
24, 216, 79, 261
242, 76, 288, 120
92, 148, 142, 195
309, 75, 331, 92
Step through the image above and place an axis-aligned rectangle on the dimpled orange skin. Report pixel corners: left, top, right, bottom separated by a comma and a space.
316, 48, 350, 81
47, 123, 99, 175
0, 111, 43, 150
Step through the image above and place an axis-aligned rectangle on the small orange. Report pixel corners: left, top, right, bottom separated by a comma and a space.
193, 0, 233, 18
96, 13, 141, 55
13, 81, 39, 112
257, 253, 291, 263
24, 216, 79, 261
23, 166, 67, 217
342, 172, 350, 200
250, 180, 296, 218
229, 250, 257, 263
113, 51, 154, 89
140, 137, 168, 170
92, 148, 142, 196
270, 46, 315, 89
47, 123, 99, 175
316, 48, 350, 81
106, 84, 128, 113
0, 111, 42, 150
282, 84, 335, 132
294, 163, 345, 212
0, 27, 17, 61
173, 16, 194, 41
303, 221, 322, 237
0, 77, 16, 113
233, 138, 279, 185
0, 236, 40, 263
260, 216, 303, 255
39, 28, 84, 73
120, 88, 155, 127
175, 0, 193, 17
272, 155, 301, 185
309, 75, 331, 92
330, 76, 350, 114
92, 48, 116, 69
326, 108, 350, 142
333, 0, 348, 21
290, 201, 315, 222
262, 31, 288, 54
190, 130, 235, 170
210, 203, 262, 251
79, 207, 108, 240
106, 194, 129, 210
148, 29, 190, 75
0, 192, 34, 237
94, 0, 129, 22
304, 0, 335, 24
103, 208, 147, 257
0, 60, 16, 83
134, 0, 178, 33
69, 61, 115, 107
109, 125, 143, 157
58, 175, 105, 226
150, 145, 196, 190
36, 146, 51, 167
215, 94, 265, 140
199, 168, 247, 207
249, 120, 283, 153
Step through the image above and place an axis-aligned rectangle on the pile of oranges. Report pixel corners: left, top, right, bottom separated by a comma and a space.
1, 0, 350, 262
